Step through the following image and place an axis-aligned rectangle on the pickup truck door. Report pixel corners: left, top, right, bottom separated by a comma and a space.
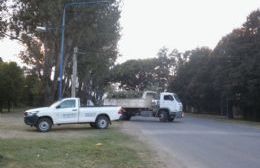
78, 107, 97, 123
55, 99, 78, 124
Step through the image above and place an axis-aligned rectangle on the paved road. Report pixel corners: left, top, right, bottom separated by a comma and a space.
125, 115, 260, 168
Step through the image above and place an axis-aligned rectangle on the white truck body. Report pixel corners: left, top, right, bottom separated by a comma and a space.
104, 91, 183, 122
104, 91, 156, 109
104, 98, 153, 109
24, 98, 122, 132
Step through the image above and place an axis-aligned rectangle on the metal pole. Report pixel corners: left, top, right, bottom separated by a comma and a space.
58, 7, 66, 100
71, 47, 78, 97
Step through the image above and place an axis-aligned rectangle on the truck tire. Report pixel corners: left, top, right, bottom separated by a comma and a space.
36, 118, 52, 132
122, 114, 131, 121
168, 116, 175, 122
89, 123, 97, 128
159, 111, 168, 122
96, 116, 109, 129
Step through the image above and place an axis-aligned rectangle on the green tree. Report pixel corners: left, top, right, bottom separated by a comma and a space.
212, 9, 260, 120
110, 47, 181, 92
170, 9, 260, 121
0, 62, 24, 112
9, 0, 121, 105
22, 73, 42, 107
0, 0, 7, 38
169, 47, 213, 113
110, 58, 158, 91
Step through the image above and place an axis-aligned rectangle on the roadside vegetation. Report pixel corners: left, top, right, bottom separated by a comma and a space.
0, 122, 154, 168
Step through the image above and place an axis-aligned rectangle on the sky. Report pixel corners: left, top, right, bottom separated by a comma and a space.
0, 0, 260, 64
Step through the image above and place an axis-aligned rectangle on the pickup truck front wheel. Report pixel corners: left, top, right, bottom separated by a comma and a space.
96, 116, 109, 129
36, 118, 52, 132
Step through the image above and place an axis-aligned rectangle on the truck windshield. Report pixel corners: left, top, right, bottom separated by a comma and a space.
173, 94, 181, 103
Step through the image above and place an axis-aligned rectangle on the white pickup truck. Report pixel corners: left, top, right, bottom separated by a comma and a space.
104, 91, 183, 122
24, 98, 123, 132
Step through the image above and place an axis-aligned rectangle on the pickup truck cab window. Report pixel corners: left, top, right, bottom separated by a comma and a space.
164, 95, 174, 101
58, 100, 76, 108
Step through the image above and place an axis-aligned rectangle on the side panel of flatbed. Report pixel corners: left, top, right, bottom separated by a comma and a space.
103, 98, 153, 109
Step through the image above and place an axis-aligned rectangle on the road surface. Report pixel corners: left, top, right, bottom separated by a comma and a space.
121, 115, 260, 168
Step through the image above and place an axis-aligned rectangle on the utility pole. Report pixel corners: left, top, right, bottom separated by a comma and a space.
71, 47, 78, 97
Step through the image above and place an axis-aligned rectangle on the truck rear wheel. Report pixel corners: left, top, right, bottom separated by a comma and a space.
96, 116, 109, 129
36, 118, 52, 132
159, 111, 168, 122
122, 114, 131, 121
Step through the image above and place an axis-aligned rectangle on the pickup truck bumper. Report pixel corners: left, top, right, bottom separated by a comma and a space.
170, 111, 184, 118
24, 115, 39, 126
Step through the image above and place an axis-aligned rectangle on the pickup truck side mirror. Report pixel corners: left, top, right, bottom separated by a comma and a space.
56, 105, 61, 109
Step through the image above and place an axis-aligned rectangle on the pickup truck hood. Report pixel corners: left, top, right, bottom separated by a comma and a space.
26, 107, 49, 113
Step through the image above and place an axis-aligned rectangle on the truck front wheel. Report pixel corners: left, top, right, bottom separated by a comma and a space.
36, 118, 52, 132
159, 111, 169, 122
96, 116, 109, 129
168, 116, 175, 122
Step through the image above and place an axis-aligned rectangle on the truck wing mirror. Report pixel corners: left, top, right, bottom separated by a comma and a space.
56, 105, 61, 109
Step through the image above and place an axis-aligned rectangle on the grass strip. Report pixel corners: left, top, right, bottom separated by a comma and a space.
0, 130, 153, 168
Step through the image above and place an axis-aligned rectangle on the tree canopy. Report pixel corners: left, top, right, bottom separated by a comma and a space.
0, 0, 7, 38
169, 9, 260, 121
7, 0, 121, 105
110, 48, 181, 92
0, 61, 24, 112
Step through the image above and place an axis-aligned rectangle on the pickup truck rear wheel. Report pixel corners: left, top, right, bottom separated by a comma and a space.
36, 118, 52, 132
96, 116, 109, 129
159, 111, 168, 122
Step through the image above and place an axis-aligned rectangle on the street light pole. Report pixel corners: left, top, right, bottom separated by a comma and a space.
58, 6, 66, 100
58, 1, 109, 100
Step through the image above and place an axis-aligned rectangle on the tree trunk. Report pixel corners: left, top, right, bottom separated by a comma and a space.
7, 100, 10, 112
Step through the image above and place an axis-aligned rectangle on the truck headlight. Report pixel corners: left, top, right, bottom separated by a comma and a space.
25, 111, 39, 116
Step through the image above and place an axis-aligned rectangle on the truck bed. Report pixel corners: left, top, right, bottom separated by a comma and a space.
103, 98, 152, 109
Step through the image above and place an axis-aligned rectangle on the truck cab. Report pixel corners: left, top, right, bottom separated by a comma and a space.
156, 92, 183, 122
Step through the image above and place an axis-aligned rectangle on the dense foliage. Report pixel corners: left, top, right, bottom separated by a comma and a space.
0, 60, 24, 111
106, 90, 142, 99
110, 47, 181, 92
0, 0, 7, 38
169, 9, 260, 121
8, 0, 121, 105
